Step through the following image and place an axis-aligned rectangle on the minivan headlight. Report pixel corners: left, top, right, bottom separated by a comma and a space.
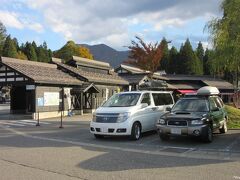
92, 112, 96, 122
117, 112, 131, 123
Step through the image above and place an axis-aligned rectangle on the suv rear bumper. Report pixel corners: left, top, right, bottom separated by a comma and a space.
156, 124, 208, 137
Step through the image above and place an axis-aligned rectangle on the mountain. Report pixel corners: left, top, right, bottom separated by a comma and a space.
79, 44, 129, 68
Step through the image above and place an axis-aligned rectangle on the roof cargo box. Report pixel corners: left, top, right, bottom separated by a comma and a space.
197, 86, 220, 95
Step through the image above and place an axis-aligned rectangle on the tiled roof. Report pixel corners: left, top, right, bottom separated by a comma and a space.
116, 64, 149, 74
52, 58, 128, 85
70, 56, 111, 70
120, 74, 147, 84
202, 80, 234, 89
167, 82, 202, 90
0, 57, 82, 86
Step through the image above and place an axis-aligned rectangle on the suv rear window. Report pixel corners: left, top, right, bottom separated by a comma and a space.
152, 93, 173, 106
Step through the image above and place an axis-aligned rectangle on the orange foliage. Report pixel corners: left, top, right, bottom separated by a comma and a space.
125, 36, 164, 73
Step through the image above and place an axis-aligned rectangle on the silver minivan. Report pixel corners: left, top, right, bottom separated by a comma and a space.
90, 91, 174, 140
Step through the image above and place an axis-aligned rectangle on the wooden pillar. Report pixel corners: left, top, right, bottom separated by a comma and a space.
80, 92, 83, 115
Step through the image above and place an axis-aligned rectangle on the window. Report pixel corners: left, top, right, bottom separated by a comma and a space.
209, 97, 218, 110
152, 93, 173, 106
214, 97, 224, 108
141, 93, 151, 105
103, 93, 141, 107
172, 98, 209, 112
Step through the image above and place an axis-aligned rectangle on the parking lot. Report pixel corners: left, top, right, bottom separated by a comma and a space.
0, 104, 240, 179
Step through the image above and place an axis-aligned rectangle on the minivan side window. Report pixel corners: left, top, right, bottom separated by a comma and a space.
152, 93, 173, 106
141, 93, 151, 105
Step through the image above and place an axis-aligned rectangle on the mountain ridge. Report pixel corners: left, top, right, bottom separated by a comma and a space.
78, 44, 129, 68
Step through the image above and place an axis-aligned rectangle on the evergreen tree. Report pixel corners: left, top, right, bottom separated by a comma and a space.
37, 45, 49, 62
0, 22, 7, 55
24, 42, 37, 61
159, 38, 169, 71
196, 42, 204, 62
32, 41, 38, 53
203, 48, 210, 75
2, 35, 18, 58
168, 46, 178, 74
178, 39, 203, 75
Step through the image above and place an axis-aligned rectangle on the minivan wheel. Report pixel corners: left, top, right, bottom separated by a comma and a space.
131, 122, 141, 140
202, 125, 213, 143
94, 134, 104, 139
219, 118, 228, 134
159, 133, 170, 141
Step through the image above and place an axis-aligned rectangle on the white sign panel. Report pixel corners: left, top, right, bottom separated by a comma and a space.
44, 92, 59, 106
26, 85, 35, 90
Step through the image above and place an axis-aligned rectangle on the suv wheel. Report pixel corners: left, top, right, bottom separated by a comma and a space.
202, 125, 213, 143
94, 134, 104, 139
219, 118, 228, 134
130, 122, 141, 140
159, 133, 170, 141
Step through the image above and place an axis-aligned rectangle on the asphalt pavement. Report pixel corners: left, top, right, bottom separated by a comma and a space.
0, 104, 240, 180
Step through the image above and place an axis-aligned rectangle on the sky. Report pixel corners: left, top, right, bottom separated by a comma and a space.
0, 0, 223, 51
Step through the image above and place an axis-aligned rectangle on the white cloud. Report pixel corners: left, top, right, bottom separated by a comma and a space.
0, 10, 44, 33
0, 11, 23, 29
21, 0, 223, 49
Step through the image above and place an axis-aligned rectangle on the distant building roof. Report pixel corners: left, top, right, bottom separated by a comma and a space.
69, 56, 111, 70
202, 80, 234, 90
163, 74, 234, 90
115, 64, 149, 74
116, 64, 168, 81
0, 57, 82, 86
52, 58, 128, 85
168, 82, 202, 90
120, 74, 148, 84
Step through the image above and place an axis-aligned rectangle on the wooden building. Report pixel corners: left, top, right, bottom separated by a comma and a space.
52, 56, 128, 114
0, 57, 82, 119
115, 64, 235, 103
0, 56, 128, 119
115, 64, 173, 91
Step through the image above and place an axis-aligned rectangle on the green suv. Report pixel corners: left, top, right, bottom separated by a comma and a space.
156, 87, 228, 143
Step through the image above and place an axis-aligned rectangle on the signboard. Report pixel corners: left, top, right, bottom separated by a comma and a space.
26, 85, 35, 90
44, 92, 59, 106
37, 97, 44, 106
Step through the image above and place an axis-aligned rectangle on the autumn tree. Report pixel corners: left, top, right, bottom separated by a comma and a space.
54, 41, 93, 61
125, 36, 164, 73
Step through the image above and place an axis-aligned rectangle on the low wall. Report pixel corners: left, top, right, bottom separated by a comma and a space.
32, 111, 68, 120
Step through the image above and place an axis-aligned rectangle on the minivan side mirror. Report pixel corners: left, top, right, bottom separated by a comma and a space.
140, 103, 148, 109
166, 106, 172, 112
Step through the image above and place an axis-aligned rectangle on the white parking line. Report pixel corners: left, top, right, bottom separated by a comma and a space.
0, 122, 25, 127
13, 121, 36, 126
20, 120, 50, 125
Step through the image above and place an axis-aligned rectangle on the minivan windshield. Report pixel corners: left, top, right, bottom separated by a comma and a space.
103, 93, 141, 107
172, 98, 209, 112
